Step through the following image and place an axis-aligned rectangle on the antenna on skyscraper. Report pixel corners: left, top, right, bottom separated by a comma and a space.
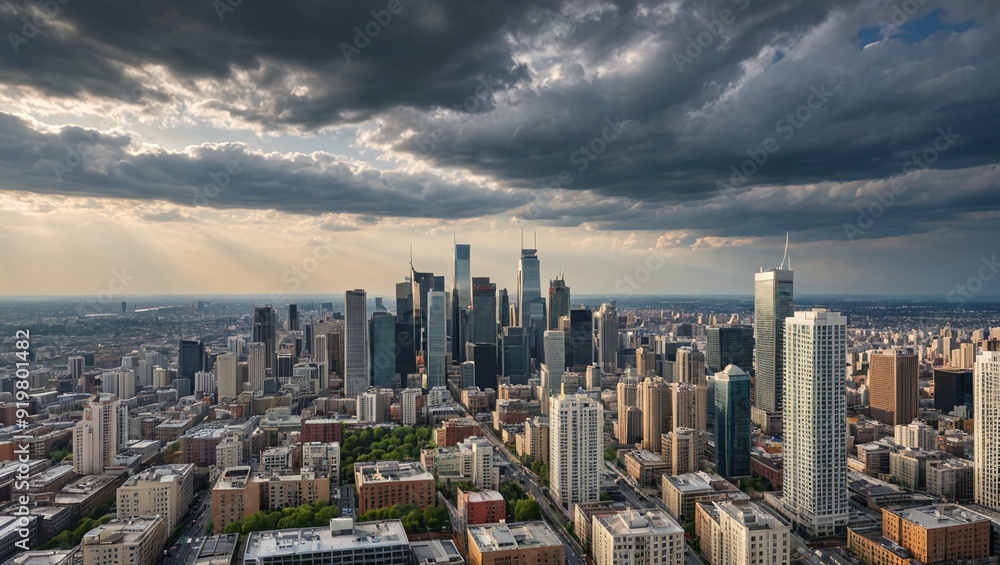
533, 229, 537, 249
409, 243, 413, 268
520, 226, 524, 250
779, 232, 790, 270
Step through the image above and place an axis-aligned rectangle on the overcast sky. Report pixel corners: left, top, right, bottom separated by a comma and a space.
0, 0, 997, 298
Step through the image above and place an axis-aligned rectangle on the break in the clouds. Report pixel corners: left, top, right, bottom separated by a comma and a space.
0, 0, 998, 294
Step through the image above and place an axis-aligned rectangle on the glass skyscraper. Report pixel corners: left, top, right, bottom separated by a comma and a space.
471, 277, 497, 345
715, 364, 752, 480
547, 276, 570, 330
567, 308, 594, 370
706, 325, 754, 375
426, 290, 447, 388
370, 310, 396, 388
753, 269, 793, 413
452, 244, 471, 361
344, 289, 370, 397
178, 339, 205, 380
252, 305, 277, 370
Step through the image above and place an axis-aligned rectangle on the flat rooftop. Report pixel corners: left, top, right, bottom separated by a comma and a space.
465, 490, 505, 504
664, 471, 735, 494
411, 539, 464, 565
355, 461, 433, 484
468, 521, 562, 552
896, 505, 990, 529
244, 520, 407, 559
626, 449, 666, 464
123, 463, 193, 485
596, 509, 683, 537
181, 426, 227, 439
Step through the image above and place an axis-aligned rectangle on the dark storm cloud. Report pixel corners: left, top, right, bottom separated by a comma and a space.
0, 113, 528, 218
0, 0, 997, 243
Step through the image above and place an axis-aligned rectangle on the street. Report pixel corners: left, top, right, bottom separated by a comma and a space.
160, 492, 213, 565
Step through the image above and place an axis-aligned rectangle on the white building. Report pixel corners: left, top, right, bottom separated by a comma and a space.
780, 309, 848, 538
358, 389, 383, 424
894, 420, 937, 452
248, 342, 267, 392
216, 353, 239, 400
194, 371, 216, 397
102, 369, 135, 400
542, 330, 566, 398
116, 464, 194, 530
344, 289, 370, 398
301, 442, 341, 482
974, 350, 1000, 508
428, 386, 450, 407
550, 390, 603, 511
215, 436, 243, 469
696, 500, 790, 565
400, 388, 423, 426
73, 394, 124, 476
592, 508, 684, 565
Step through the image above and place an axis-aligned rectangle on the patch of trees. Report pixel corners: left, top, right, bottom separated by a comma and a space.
357, 504, 449, 534
222, 500, 340, 535
339, 425, 435, 483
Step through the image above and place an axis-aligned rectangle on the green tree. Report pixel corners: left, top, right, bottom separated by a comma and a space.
514, 498, 542, 521
604, 447, 618, 461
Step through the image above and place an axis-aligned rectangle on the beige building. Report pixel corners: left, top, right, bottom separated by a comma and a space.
662, 427, 700, 476
623, 449, 670, 487
640, 377, 670, 453
662, 472, 746, 523
212, 466, 332, 533
894, 421, 937, 452
695, 500, 790, 565
82, 516, 167, 565
116, 464, 194, 530
636, 347, 656, 378
616, 377, 640, 445
927, 459, 974, 502
467, 522, 564, 565
869, 349, 919, 426
516, 416, 549, 462
592, 509, 684, 565
889, 449, 949, 490
215, 436, 243, 469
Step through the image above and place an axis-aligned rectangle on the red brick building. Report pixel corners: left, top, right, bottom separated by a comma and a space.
458, 489, 507, 525
435, 418, 480, 447
301, 419, 342, 444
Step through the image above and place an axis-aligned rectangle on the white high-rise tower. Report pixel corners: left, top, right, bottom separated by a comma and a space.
73, 394, 122, 475
426, 290, 448, 388
974, 350, 1000, 508
216, 353, 239, 400
781, 309, 848, 538
550, 389, 603, 511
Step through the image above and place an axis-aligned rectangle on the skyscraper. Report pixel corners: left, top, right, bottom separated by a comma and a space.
641, 377, 670, 454
715, 365, 752, 480
674, 346, 705, 386
216, 353, 239, 400
754, 269, 793, 414
542, 330, 566, 402
497, 288, 510, 328
517, 247, 543, 327
426, 290, 447, 388
345, 289, 370, 397
501, 326, 530, 384
974, 350, 1000, 508
550, 390, 603, 511
548, 276, 570, 331
252, 306, 277, 370
782, 309, 848, 538
596, 303, 619, 373
567, 308, 594, 370
248, 342, 266, 392
636, 346, 656, 378
370, 311, 396, 389
705, 325, 754, 375
466, 342, 498, 391
177, 339, 205, 381
617, 376, 640, 445
869, 348, 919, 426
452, 243, 472, 361
287, 303, 299, 331
471, 277, 497, 345
73, 393, 122, 475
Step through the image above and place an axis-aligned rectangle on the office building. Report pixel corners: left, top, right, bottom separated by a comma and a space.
467, 522, 563, 565
641, 377, 670, 454
243, 519, 411, 565
616, 376, 640, 445
547, 276, 569, 331
715, 365, 752, 480
81, 516, 167, 565
394, 320, 417, 378
541, 330, 565, 400
370, 311, 396, 388
593, 509, 684, 565
354, 461, 435, 514
567, 308, 594, 369
453, 243, 472, 361
705, 325, 754, 375
116, 464, 194, 530
869, 348, 919, 426
674, 346, 705, 386
248, 342, 266, 392
974, 351, 1000, 508
426, 290, 447, 388
252, 306, 277, 370
596, 303, 619, 372
216, 353, 239, 400
753, 268, 793, 414
74, 394, 123, 475
624, 449, 671, 487
178, 339, 205, 381
550, 391, 602, 511
501, 327, 530, 384
781, 309, 848, 538
927, 459, 975, 502
345, 289, 370, 397
471, 277, 498, 345
517, 247, 544, 330
935, 366, 974, 415
287, 303, 298, 331
695, 500, 790, 565
661, 472, 746, 523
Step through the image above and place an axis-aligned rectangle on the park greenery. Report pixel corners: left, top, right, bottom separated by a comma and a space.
340, 425, 435, 483
357, 504, 449, 533
223, 500, 340, 535
499, 480, 544, 521
39, 502, 114, 550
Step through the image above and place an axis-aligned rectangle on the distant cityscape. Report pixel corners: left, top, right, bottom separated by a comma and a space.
0, 240, 998, 565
